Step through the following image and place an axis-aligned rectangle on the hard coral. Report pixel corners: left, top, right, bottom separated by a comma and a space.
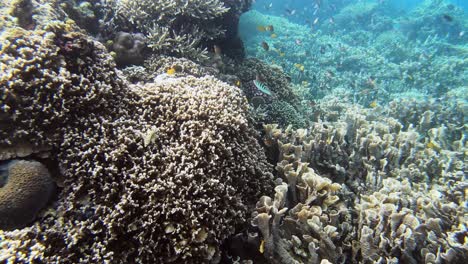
103, 0, 248, 62
0, 26, 124, 158
0, 160, 54, 230
0, 25, 274, 262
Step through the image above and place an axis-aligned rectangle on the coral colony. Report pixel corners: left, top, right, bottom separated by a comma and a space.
0, 0, 467, 263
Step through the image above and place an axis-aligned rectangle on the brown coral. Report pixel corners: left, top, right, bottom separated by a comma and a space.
0, 160, 54, 230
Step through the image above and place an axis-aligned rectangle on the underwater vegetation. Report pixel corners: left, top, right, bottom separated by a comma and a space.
0, 0, 467, 264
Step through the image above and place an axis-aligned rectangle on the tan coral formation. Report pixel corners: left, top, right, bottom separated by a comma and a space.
248, 95, 466, 263
0, 21, 273, 264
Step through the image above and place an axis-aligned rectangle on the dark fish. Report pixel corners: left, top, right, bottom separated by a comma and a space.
265, 25, 274, 32
285, 8, 296, 16
442, 14, 453, 22
261, 41, 269, 51
320, 46, 326, 54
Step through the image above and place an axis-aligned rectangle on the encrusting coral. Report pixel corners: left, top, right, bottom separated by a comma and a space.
0, 160, 55, 230
0, 17, 273, 264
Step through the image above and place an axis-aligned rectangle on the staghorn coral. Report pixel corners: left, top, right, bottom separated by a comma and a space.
0, 160, 55, 230
0, 22, 274, 262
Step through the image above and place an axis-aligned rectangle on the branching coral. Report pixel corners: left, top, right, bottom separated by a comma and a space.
102, 0, 230, 62
0, 22, 274, 263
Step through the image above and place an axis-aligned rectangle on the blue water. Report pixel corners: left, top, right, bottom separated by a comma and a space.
253, 0, 468, 13
241, 0, 467, 104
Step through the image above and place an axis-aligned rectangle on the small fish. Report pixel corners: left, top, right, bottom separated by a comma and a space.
285, 9, 296, 16
367, 77, 377, 88
426, 141, 441, 151
325, 70, 334, 78
166, 66, 177, 75
313, 17, 319, 25
257, 25, 266, 32
270, 33, 278, 38
235, 80, 241, 87
259, 240, 265, 253
369, 101, 378, 108
294, 63, 305, 71
295, 39, 302, 45
320, 46, 326, 54
265, 25, 274, 32
442, 14, 453, 22
261, 41, 270, 51
426, 141, 436, 149
253, 79, 273, 96
213, 45, 222, 56
459, 31, 465, 37
264, 3, 273, 10
329, 17, 335, 24
301, 81, 309, 86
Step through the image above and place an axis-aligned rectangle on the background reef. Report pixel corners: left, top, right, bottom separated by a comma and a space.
0, 0, 467, 264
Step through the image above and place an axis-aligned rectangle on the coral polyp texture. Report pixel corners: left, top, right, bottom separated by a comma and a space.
0, 160, 55, 230
0, 23, 273, 264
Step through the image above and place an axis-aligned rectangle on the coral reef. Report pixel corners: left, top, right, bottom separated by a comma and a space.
0, 160, 55, 230
239, 6, 468, 104
111, 31, 147, 66
231, 92, 467, 263
101, 0, 253, 62
0, 26, 123, 160
397, 0, 468, 44
0, 20, 274, 262
226, 58, 306, 128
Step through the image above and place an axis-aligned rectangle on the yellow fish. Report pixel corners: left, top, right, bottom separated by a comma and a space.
257, 25, 266, 32
302, 81, 309, 86
294, 63, 305, 71
369, 101, 378, 108
167, 67, 176, 75
235, 80, 241, 87
259, 240, 265, 254
270, 33, 278, 38
426, 141, 436, 149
